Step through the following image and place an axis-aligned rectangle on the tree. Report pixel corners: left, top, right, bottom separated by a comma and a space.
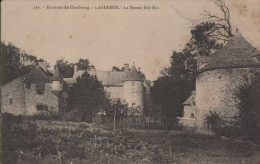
67, 72, 106, 122
104, 99, 128, 130
190, 0, 233, 57
151, 0, 233, 128
77, 59, 95, 70
56, 58, 74, 78
151, 76, 193, 128
112, 66, 122, 71
236, 75, 260, 141
1, 42, 38, 85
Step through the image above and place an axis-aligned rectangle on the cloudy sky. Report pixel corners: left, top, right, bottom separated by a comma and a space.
2, 0, 260, 80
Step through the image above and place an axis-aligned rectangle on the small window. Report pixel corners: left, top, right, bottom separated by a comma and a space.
36, 104, 48, 111
132, 103, 136, 106
132, 82, 135, 86
9, 99, 13, 105
36, 83, 45, 95
26, 83, 31, 89
190, 113, 195, 118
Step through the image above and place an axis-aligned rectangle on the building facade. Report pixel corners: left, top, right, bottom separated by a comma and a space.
1, 62, 65, 116
194, 31, 260, 129
70, 64, 151, 114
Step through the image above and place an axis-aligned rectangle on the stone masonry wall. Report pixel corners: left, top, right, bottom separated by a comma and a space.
1, 77, 26, 115
24, 83, 59, 115
183, 105, 196, 118
196, 67, 258, 129
123, 81, 144, 111
104, 86, 123, 99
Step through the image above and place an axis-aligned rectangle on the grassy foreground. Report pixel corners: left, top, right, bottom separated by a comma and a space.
2, 119, 260, 164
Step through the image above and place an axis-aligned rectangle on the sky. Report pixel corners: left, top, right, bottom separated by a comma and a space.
2, 0, 260, 81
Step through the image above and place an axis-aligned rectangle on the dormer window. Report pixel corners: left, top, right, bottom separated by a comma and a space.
36, 83, 45, 95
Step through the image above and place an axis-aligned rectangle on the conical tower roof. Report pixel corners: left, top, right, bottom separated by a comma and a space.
124, 65, 143, 81
199, 30, 260, 71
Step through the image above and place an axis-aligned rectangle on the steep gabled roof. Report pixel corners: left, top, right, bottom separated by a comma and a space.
24, 66, 53, 83
198, 31, 260, 72
89, 70, 126, 86
183, 91, 196, 105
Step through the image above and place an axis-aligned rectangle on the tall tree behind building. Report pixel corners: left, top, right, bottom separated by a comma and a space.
67, 71, 106, 122
151, 0, 234, 126
56, 58, 74, 78
1, 42, 39, 86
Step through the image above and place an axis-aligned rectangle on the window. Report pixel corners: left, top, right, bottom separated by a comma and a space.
132, 103, 136, 106
132, 82, 135, 86
9, 99, 13, 105
190, 113, 195, 118
36, 83, 45, 94
26, 83, 31, 89
36, 104, 48, 111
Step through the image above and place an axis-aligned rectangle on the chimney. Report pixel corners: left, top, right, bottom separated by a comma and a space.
124, 64, 129, 72
38, 61, 48, 71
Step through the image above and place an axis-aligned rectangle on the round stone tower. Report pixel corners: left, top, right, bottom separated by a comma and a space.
123, 65, 144, 113
195, 31, 260, 129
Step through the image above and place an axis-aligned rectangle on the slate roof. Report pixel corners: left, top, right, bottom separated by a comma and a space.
88, 65, 143, 86
24, 66, 62, 83
89, 71, 126, 86
198, 31, 260, 72
183, 91, 196, 105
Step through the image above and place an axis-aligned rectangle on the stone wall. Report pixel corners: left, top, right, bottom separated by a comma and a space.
1, 77, 26, 115
177, 117, 195, 128
123, 81, 144, 111
196, 67, 258, 129
24, 83, 59, 115
183, 105, 196, 118
104, 86, 123, 99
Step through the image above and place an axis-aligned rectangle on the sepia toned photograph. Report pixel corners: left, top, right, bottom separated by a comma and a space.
1, 0, 260, 163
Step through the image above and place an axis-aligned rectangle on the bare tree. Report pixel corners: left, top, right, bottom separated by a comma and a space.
203, 0, 233, 41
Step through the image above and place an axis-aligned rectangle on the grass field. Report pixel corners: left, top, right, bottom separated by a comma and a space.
2, 119, 260, 164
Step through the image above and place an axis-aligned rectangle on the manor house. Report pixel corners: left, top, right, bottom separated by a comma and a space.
65, 64, 151, 115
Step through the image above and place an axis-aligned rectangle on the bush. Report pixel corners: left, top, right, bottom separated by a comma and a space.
236, 83, 259, 141
206, 80, 259, 141
2, 113, 38, 163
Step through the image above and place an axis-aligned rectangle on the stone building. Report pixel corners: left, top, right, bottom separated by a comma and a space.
178, 91, 196, 128
182, 90, 196, 119
195, 31, 260, 129
69, 64, 151, 115
1, 62, 65, 115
